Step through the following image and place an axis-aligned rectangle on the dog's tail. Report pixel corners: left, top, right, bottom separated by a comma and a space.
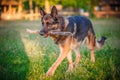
95, 36, 107, 49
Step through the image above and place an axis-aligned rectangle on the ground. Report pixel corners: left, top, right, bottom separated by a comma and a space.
0, 18, 120, 80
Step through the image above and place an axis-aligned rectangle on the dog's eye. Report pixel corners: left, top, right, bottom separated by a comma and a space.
42, 22, 44, 25
46, 22, 51, 25
53, 21, 58, 24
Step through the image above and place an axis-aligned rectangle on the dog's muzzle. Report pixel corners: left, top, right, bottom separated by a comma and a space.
39, 30, 50, 38
39, 31, 45, 36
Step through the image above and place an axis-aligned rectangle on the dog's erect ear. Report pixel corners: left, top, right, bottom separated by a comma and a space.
51, 6, 58, 19
40, 7, 46, 17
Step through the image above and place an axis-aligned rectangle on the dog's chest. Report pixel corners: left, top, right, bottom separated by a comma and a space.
50, 35, 67, 44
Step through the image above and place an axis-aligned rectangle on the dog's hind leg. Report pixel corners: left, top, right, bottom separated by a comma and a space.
86, 30, 96, 62
90, 49, 95, 62
66, 51, 73, 72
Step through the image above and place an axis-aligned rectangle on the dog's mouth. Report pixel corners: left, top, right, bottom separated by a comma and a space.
43, 34, 49, 38
40, 29, 61, 38
42, 30, 55, 38
40, 30, 49, 38
42, 31, 52, 38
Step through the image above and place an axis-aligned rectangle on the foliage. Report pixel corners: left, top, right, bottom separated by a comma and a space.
22, 0, 60, 11
22, 0, 99, 11
61, 0, 99, 11
33, 0, 45, 7
33, 0, 60, 7
0, 18, 120, 80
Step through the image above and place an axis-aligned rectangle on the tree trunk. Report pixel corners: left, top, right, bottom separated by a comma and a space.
8, 3, 12, 14
45, 0, 50, 13
29, 0, 33, 20
3, 6, 7, 13
18, 0, 23, 13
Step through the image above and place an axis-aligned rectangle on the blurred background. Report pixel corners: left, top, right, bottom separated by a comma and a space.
0, 0, 120, 20
0, 0, 120, 80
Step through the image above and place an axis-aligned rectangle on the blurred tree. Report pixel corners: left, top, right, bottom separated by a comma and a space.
33, 0, 60, 7
33, 0, 44, 7
45, 0, 50, 13
33, 0, 60, 13
61, 0, 77, 7
29, 0, 33, 14
23, 0, 29, 11
62, 0, 99, 11
22, 0, 99, 12
18, 0, 23, 13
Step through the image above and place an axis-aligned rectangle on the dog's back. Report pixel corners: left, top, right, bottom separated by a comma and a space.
67, 16, 95, 41
66, 16, 106, 50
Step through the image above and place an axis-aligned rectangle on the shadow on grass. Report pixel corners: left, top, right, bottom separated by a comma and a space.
0, 26, 29, 80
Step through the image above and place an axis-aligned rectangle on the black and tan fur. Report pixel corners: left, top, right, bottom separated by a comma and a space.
39, 6, 106, 76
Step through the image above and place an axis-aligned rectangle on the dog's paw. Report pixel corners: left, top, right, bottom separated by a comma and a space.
73, 62, 78, 68
66, 64, 73, 73
91, 58, 95, 63
66, 69, 73, 73
46, 71, 53, 77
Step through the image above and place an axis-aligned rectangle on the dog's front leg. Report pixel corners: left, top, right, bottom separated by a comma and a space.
73, 47, 81, 67
90, 49, 95, 62
46, 46, 71, 76
66, 51, 73, 72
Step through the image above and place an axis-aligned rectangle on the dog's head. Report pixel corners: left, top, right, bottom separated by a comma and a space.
39, 6, 64, 38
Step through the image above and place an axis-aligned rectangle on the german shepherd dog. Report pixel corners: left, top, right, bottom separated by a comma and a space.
39, 6, 106, 76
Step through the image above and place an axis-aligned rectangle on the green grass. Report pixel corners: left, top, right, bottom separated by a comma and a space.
0, 18, 120, 80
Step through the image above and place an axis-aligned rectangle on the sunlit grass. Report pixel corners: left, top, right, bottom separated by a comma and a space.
0, 18, 120, 80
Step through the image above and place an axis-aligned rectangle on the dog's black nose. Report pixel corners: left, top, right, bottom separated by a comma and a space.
40, 31, 45, 36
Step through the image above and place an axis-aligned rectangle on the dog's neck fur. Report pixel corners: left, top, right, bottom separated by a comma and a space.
64, 18, 69, 30
50, 16, 70, 44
